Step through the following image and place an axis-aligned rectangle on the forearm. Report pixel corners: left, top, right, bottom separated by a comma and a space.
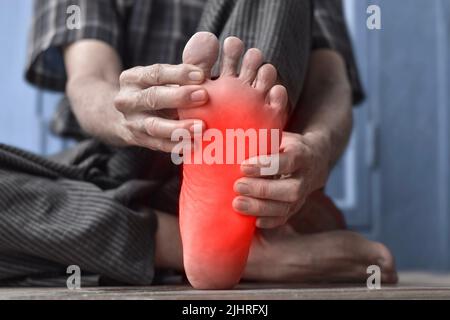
66, 76, 126, 145
64, 40, 127, 145
287, 50, 353, 169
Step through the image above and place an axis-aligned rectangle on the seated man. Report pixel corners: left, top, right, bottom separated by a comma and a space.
0, 0, 397, 286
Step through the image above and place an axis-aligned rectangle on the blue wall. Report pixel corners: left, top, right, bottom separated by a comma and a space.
0, 0, 66, 155
0, 0, 449, 271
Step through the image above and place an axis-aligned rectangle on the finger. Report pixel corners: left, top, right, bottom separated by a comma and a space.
137, 135, 187, 153
119, 64, 205, 87
232, 196, 291, 218
138, 85, 208, 111
234, 177, 304, 203
256, 217, 288, 229
241, 151, 301, 177
115, 85, 208, 113
144, 117, 205, 139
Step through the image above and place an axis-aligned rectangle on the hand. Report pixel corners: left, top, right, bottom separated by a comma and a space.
232, 131, 331, 229
114, 64, 208, 152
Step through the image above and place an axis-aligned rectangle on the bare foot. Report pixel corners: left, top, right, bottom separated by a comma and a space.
179, 32, 288, 289
244, 226, 398, 284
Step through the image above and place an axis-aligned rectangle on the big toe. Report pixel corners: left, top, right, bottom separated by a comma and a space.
183, 32, 220, 78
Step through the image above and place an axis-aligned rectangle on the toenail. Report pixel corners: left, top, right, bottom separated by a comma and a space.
235, 182, 250, 195
191, 90, 207, 102
188, 71, 204, 81
235, 198, 250, 212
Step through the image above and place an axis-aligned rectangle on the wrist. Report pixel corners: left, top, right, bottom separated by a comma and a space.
303, 128, 332, 158
302, 129, 333, 186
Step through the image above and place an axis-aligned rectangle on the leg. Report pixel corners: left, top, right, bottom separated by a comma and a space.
198, 0, 312, 106
289, 189, 347, 234
0, 144, 158, 285
154, 211, 183, 271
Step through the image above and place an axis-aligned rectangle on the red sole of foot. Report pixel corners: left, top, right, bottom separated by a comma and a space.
179, 77, 284, 289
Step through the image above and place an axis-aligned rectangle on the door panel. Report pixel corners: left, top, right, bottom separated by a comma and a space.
327, 0, 373, 229
333, 0, 450, 270
373, 0, 450, 270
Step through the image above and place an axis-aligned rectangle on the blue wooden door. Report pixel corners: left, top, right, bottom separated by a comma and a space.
328, 0, 450, 271
371, 0, 450, 271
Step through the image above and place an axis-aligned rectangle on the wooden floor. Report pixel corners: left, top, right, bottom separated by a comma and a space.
1, 272, 450, 300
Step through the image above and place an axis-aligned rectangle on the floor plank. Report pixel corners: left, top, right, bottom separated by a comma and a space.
1, 272, 450, 300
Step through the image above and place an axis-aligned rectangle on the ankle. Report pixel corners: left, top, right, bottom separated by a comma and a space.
154, 211, 184, 271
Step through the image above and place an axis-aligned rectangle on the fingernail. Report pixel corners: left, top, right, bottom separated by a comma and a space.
235, 198, 250, 212
241, 165, 260, 176
235, 182, 250, 195
191, 89, 207, 102
188, 71, 204, 81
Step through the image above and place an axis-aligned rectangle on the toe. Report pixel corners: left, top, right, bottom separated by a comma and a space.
239, 48, 264, 85
366, 241, 398, 284
383, 271, 399, 284
183, 32, 220, 78
266, 84, 288, 123
254, 63, 277, 93
374, 243, 397, 273
220, 37, 244, 77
